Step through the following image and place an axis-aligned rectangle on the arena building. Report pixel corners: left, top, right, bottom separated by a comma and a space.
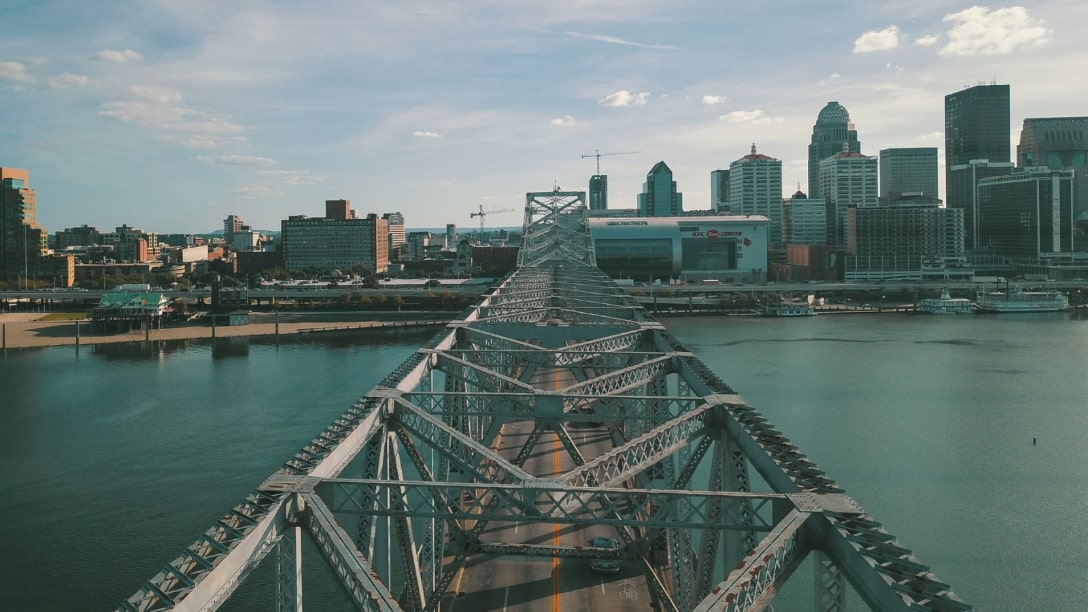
588, 215, 769, 283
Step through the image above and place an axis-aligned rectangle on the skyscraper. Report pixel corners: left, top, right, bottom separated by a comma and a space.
728, 144, 783, 249
948, 159, 1013, 250
1017, 117, 1088, 230
845, 204, 964, 282
944, 83, 1010, 209
224, 214, 245, 236
977, 168, 1075, 260
710, 169, 729, 213
879, 147, 938, 202
1016, 117, 1088, 169
637, 161, 683, 217
783, 190, 827, 246
1, 167, 47, 284
808, 101, 860, 199
383, 211, 406, 255
819, 146, 878, 245
588, 175, 608, 210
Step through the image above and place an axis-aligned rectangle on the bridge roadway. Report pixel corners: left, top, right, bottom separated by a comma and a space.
452, 365, 651, 612
118, 189, 972, 611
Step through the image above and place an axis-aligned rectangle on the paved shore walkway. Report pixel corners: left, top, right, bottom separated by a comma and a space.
0, 312, 449, 349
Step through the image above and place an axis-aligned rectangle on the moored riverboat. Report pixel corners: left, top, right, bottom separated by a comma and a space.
761, 301, 815, 317
974, 286, 1070, 313
918, 289, 974, 314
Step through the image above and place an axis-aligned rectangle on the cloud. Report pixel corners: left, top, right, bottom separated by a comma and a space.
565, 31, 676, 50
198, 154, 276, 167
915, 34, 939, 47
720, 109, 782, 124
702, 95, 728, 105
100, 85, 245, 148
48, 73, 89, 89
939, 6, 1048, 56
230, 169, 322, 199
853, 26, 900, 53
550, 115, 576, 127
129, 85, 183, 104
413, 130, 441, 138
99, 100, 196, 126
94, 49, 142, 63
817, 73, 841, 87
0, 61, 33, 83
598, 90, 650, 107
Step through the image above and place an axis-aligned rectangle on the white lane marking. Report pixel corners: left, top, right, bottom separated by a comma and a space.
600, 576, 606, 594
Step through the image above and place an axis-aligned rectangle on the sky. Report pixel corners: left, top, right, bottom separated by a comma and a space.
3, 1, 1087, 234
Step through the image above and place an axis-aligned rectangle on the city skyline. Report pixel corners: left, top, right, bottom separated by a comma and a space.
2, 2, 1086, 234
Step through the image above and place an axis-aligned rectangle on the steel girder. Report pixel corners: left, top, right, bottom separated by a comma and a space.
390, 399, 533, 485
561, 402, 714, 488
517, 190, 596, 268
274, 526, 303, 612
694, 509, 811, 611
301, 492, 403, 611
119, 491, 287, 611
321, 480, 785, 533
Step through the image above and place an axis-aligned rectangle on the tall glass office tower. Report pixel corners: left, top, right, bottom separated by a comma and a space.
808, 101, 860, 199
638, 161, 683, 217
944, 83, 1010, 209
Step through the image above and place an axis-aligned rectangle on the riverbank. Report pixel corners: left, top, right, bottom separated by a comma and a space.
0, 312, 452, 349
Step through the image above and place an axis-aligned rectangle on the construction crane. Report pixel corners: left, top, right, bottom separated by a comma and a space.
470, 204, 515, 235
581, 149, 639, 176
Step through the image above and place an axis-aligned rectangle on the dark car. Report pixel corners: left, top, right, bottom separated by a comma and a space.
588, 537, 621, 573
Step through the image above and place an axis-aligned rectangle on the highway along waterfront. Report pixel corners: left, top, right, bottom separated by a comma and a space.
1, 312, 1085, 610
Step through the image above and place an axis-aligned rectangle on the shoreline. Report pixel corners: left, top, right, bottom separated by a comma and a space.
0, 312, 451, 350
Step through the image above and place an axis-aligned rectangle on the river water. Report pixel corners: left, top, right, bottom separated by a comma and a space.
1, 313, 1085, 611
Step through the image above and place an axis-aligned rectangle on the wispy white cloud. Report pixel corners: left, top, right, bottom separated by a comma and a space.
198, 154, 276, 167
413, 130, 441, 138
94, 49, 143, 63
598, 90, 649, 107
99, 100, 196, 126
48, 73, 89, 89
915, 34, 939, 47
550, 115, 576, 127
129, 85, 183, 104
720, 109, 782, 124
259, 169, 321, 187
230, 169, 322, 199
853, 26, 900, 53
565, 31, 676, 50
0, 61, 33, 83
702, 95, 728, 105
100, 85, 245, 148
939, 6, 1048, 56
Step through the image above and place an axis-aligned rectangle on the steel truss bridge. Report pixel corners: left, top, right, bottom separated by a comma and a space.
120, 189, 971, 611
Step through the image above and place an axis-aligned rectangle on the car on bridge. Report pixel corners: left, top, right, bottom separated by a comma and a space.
588, 537, 621, 573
